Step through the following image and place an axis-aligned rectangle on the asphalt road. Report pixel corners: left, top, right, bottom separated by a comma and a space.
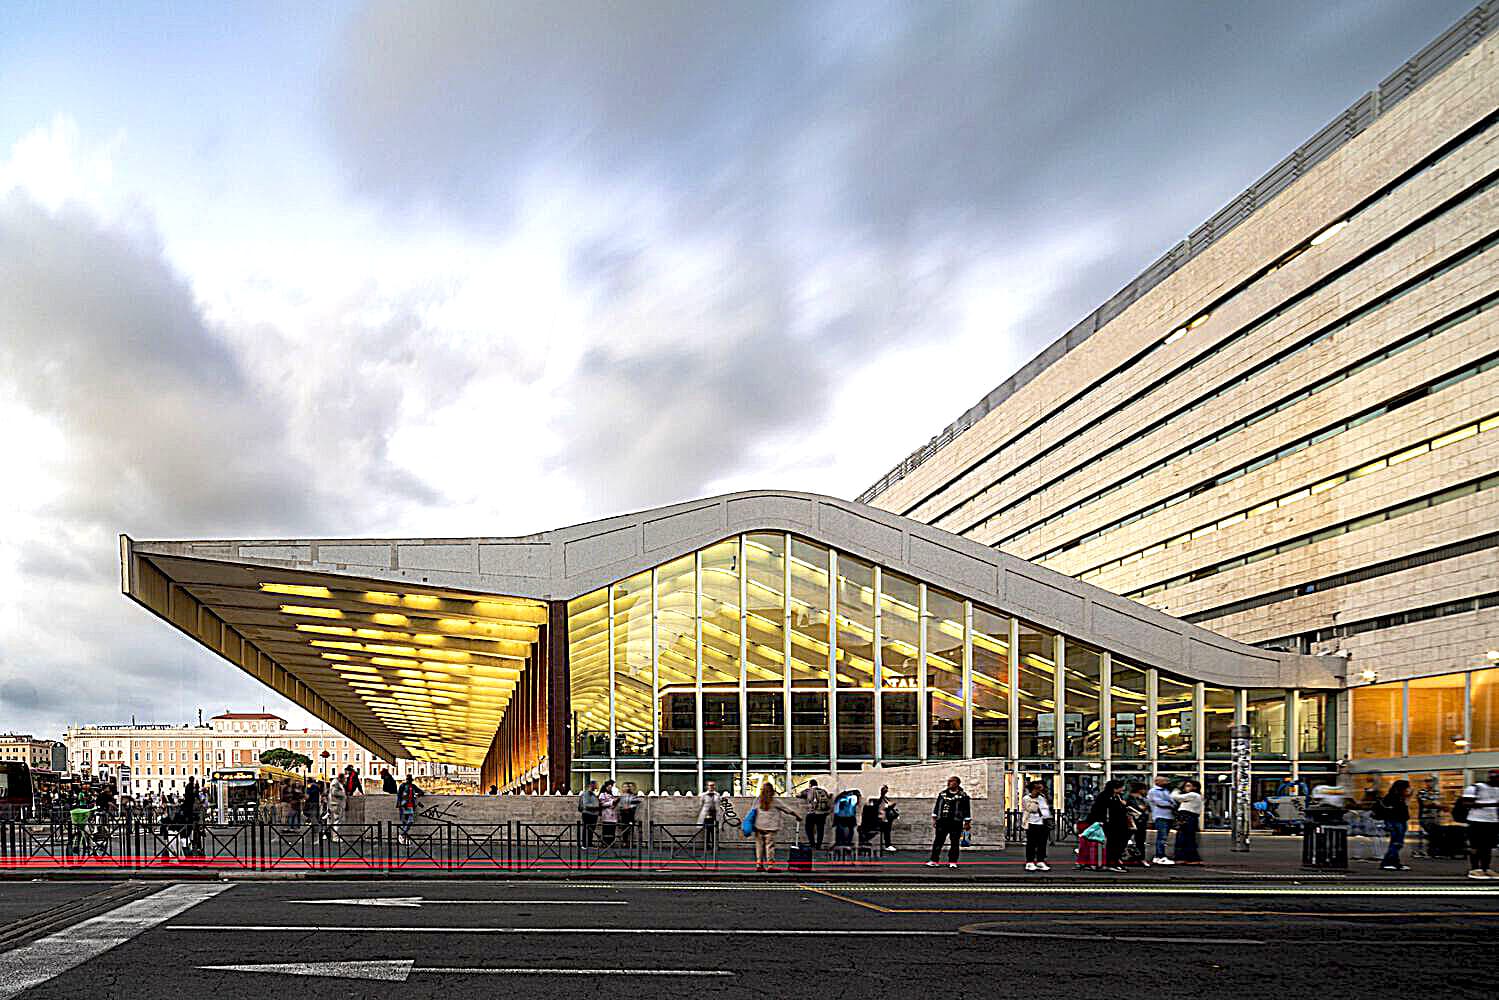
2, 877, 1496, 999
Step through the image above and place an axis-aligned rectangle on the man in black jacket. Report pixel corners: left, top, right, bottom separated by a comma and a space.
926, 775, 972, 868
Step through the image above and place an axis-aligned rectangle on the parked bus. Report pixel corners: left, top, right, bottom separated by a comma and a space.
209, 765, 304, 824
0, 761, 36, 820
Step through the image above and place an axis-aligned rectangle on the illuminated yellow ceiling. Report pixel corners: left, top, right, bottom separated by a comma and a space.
131, 553, 545, 767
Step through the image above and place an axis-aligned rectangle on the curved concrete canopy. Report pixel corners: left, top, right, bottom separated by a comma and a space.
124, 490, 1342, 696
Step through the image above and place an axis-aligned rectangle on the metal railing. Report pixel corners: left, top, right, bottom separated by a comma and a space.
0, 815, 1005, 872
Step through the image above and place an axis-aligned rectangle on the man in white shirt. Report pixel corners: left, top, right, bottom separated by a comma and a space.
697, 781, 721, 851
1461, 769, 1499, 880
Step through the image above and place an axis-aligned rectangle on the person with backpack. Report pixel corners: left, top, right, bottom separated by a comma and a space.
1375, 779, 1412, 871
578, 780, 601, 849
832, 788, 861, 851
1456, 768, 1499, 879
799, 780, 832, 849
926, 775, 971, 868
395, 775, 424, 845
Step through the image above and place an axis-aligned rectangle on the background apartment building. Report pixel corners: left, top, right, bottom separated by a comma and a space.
860, 9, 1499, 798
66, 711, 476, 795
0, 734, 65, 771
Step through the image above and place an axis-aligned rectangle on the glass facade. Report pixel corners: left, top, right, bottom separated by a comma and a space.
1349, 666, 1499, 766
564, 533, 1341, 789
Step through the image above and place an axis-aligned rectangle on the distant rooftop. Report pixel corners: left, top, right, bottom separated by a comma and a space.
858, 2, 1496, 505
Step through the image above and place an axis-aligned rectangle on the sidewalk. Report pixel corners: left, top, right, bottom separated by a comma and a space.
1, 832, 1479, 882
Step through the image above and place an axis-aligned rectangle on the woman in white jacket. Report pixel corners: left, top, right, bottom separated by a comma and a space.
1171, 780, 1205, 864
1019, 781, 1053, 871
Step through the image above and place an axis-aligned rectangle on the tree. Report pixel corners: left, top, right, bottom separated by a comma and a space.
259, 748, 313, 772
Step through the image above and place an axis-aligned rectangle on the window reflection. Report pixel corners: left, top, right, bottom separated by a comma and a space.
1203, 684, 1235, 758
1247, 689, 1288, 757
699, 541, 740, 686
612, 572, 653, 758
1110, 660, 1148, 759
1062, 640, 1101, 758
567, 587, 609, 759
1016, 622, 1057, 758
788, 540, 830, 684
744, 534, 786, 690
926, 588, 965, 759
834, 555, 876, 688
1157, 674, 1195, 759
837, 690, 874, 758
971, 607, 1010, 757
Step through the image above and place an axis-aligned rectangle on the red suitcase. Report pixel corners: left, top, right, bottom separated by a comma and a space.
1075, 832, 1106, 869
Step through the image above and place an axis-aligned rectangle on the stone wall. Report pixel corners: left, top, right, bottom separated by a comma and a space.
345, 757, 1010, 847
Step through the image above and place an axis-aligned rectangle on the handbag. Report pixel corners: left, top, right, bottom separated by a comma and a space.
741, 807, 757, 837
1080, 821, 1108, 843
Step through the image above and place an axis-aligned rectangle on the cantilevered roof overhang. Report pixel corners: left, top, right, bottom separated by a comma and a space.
122, 490, 1343, 765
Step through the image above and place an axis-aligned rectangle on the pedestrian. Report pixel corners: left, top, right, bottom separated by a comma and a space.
578, 780, 601, 849
304, 778, 322, 835
749, 782, 799, 873
289, 779, 306, 828
875, 785, 898, 852
326, 773, 347, 839
1171, 779, 1204, 864
696, 781, 721, 851
396, 774, 424, 845
858, 793, 882, 850
1376, 779, 1412, 871
926, 775, 971, 869
798, 779, 832, 850
487, 785, 499, 796
618, 782, 641, 846
832, 787, 861, 851
381, 767, 398, 795
1458, 768, 1499, 879
1125, 781, 1150, 866
1020, 780, 1053, 871
598, 779, 619, 848
1147, 775, 1177, 865
1087, 779, 1132, 873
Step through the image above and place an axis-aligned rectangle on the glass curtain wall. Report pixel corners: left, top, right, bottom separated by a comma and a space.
970, 607, 1010, 757
565, 532, 1359, 788
925, 587, 965, 759
1016, 622, 1058, 758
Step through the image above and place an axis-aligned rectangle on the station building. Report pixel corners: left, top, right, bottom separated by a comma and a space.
122, 490, 1344, 818
858, 7, 1499, 807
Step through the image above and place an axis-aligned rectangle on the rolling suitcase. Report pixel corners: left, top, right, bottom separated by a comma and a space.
789, 831, 813, 873
1075, 821, 1106, 869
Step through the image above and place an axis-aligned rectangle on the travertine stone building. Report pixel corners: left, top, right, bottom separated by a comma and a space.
860, 7, 1499, 802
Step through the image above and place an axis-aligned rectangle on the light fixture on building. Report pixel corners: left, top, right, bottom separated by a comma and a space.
1359, 668, 1378, 683
1309, 219, 1349, 246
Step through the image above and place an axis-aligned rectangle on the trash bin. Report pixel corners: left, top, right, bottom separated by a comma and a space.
1302, 821, 1348, 870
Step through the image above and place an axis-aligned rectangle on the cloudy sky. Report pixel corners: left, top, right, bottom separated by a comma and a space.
0, 0, 1476, 739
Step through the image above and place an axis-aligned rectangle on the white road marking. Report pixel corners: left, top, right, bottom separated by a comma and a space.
202, 960, 413, 981
198, 961, 730, 980
0, 884, 233, 999
173, 925, 950, 936
291, 897, 626, 908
